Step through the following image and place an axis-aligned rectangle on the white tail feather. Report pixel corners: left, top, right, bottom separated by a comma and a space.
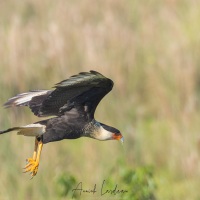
17, 124, 46, 137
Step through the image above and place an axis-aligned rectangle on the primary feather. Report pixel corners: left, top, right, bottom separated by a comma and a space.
4, 90, 50, 107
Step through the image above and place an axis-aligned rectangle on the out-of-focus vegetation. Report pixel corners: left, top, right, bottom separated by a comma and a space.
0, 0, 200, 199
56, 164, 156, 200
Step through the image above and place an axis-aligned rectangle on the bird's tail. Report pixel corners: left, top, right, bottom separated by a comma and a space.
0, 124, 46, 137
3, 90, 49, 108
0, 127, 21, 134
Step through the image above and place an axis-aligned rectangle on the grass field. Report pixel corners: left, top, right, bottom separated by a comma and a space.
1, 0, 200, 199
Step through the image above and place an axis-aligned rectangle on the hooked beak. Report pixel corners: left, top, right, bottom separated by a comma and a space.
120, 136, 124, 144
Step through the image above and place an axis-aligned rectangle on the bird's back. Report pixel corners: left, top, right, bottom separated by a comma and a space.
39, 109, 89, 143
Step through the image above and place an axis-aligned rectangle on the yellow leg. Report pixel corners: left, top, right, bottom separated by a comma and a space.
36, 141, 43, 163
33, 138, 38, 161
23, 138, 38, 171
23, 138, 43, 178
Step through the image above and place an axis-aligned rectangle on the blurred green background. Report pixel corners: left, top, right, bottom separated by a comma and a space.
0, 0, 200, 199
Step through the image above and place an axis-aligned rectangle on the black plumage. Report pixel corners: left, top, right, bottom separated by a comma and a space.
1, 70, 123, 177
30, 71, 112, 118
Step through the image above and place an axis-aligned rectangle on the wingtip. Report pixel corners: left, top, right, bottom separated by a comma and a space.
0, 129, 8, 134
90, 70, 103, 76
3, 101, 15, 108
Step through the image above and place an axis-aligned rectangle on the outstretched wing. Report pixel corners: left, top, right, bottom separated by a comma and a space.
4, 71, 113, 119
38, 70, 113, 118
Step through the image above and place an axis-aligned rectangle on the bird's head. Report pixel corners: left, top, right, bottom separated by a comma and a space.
93, 122, 124, 143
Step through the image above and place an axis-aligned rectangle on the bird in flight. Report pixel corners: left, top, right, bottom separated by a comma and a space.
0, 71, 123, 178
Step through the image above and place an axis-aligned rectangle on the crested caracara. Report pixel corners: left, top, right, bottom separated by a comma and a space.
0, 71, 123, 178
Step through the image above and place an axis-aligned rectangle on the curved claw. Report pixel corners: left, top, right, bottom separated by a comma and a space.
23, 158, 39, 177
23, 139, 43, 178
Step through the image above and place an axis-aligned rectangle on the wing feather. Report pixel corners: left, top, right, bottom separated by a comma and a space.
38, 70, 113, 117
4, 71, 114, 118
54, 71, 105, 88
4, 90, 50, 107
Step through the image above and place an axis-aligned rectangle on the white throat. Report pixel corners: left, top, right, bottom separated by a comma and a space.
93, 125, 113, 141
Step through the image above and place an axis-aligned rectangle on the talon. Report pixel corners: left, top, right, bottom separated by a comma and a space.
23, 158, 36, 169
23, 163, 32, 169
23, 139, 43, 178
23, 157, 39, 176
